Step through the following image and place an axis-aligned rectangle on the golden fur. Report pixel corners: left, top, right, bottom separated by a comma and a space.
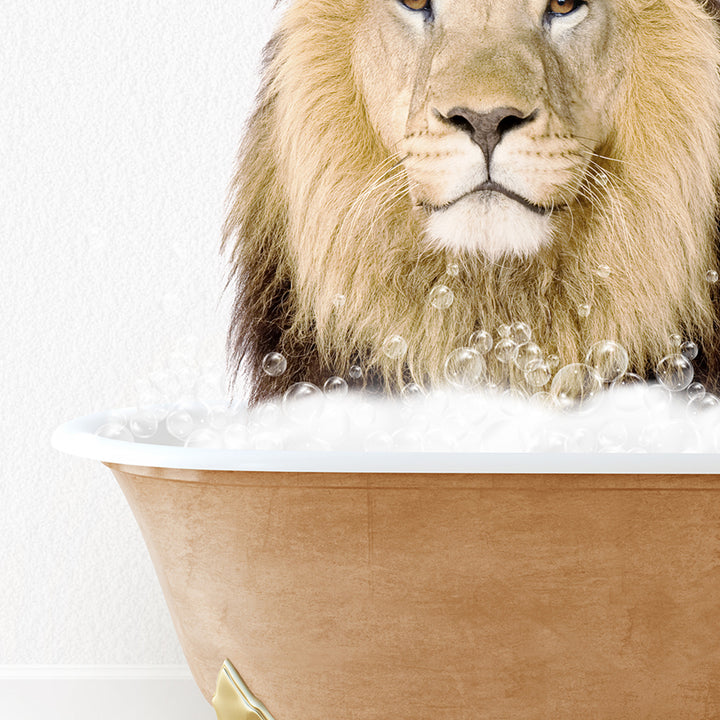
223, 0, 720, 402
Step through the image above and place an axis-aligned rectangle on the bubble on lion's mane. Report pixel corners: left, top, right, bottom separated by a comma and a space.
222, 0, 720, 404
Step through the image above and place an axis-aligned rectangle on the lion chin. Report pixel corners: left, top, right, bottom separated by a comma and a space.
425, 194, 552, 259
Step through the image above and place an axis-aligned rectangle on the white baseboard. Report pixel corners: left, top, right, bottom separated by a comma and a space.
0, 666, 216, 720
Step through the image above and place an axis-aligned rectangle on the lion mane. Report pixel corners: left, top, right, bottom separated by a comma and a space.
223, 0, 720, 404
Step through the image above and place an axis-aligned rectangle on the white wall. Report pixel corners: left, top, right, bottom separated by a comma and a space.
1, 0, 275, 711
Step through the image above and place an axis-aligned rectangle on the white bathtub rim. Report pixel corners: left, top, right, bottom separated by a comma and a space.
51, 409, 720, 474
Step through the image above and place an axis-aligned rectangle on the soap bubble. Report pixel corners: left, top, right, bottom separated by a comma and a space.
494, 338, 518, 364
446, 262, 460, 277
497, 324, 511, 338
565, 428, 597, 453
585, 341, 629, 383
550, 363, 602, 410
392, 428, 424, 451
262, 352, 287, 377
524, 360, 552, 388
510, 322, 532, 345
680, 341, 699, 361
185, 428, 223, 449
502, 388, 529, 406
129, 409, 159, 439
641, 421, 700, 453
166, 410, 195, 441
530, 390, 552, 407
314, 403, 350, 442
297, 437, 334, 452
223, 423, 249, 449
444, 347, 485, 389
687, 393, 719, 416
253, 432, 285, 451
252, 401, 281, 429
333, 294, 347, 308
707, 270, 719, 283
166, 398, 210, 441
598, 422, 628, 450
468, 330, 493, 354
323, 376, 349, 397
195, 370, 226, 405
687, 382, 706, 400
364, 430, 394, 452
643, 383, 672, 412
401, 382, 425, 403
382, 334, 408, 359
348, 365, 363, 380
282, 382, 324, 423
148, 369, 181, 399
655, 354, 694, 392
208, 404, 233, 431
429, 284, 454, 310
595, 171, 609, 186
175, 366, 198, 393
546, 354, 560, 370
349, 399, 376, 429
136, 387, 168, 422
595, 264, 611, 279
96, 422, 134, 442
577, 304, 591, 319
610, 373, 647, 410
424, 427, 460, 451
514, 342, 543, 372
612, 372, 646, 389
669, 333, 683, 348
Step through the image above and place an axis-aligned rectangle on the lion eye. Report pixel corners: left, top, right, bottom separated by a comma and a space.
400, 0, 431, 12
547, 0, 581, 14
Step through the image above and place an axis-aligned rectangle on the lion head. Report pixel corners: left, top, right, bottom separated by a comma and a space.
224, 0, 720, 403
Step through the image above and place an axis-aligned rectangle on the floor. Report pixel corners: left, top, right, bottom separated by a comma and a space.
0, 676, 216, 720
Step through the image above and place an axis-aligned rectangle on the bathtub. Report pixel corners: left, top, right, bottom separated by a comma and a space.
53, 409, 720, 719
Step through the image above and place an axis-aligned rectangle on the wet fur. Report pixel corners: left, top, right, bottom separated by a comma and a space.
223, 0, 720, 403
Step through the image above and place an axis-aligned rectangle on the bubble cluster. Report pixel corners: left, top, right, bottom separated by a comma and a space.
98, 316, 719, 454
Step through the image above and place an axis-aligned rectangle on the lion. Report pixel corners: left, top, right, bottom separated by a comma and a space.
222, 0, 720, 404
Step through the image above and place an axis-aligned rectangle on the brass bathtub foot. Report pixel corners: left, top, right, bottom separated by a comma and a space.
212, 660, 277, 720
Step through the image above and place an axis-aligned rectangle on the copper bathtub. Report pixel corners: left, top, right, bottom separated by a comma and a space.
53, 410, 720, 719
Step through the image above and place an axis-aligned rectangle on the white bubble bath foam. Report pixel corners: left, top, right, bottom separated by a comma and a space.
81, 327, 720, 456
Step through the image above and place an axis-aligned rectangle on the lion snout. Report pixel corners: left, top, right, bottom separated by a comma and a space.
436, 105, 539, 168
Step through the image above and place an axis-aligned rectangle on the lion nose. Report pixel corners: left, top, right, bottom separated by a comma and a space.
442, 106, 537, 163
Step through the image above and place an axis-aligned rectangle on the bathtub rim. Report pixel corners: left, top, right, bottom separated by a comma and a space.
52, 408, 720, 474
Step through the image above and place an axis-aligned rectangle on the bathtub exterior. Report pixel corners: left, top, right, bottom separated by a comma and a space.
107, 462, 720, 720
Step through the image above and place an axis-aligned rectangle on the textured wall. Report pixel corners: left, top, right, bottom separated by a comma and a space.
1, 0, 275, 663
